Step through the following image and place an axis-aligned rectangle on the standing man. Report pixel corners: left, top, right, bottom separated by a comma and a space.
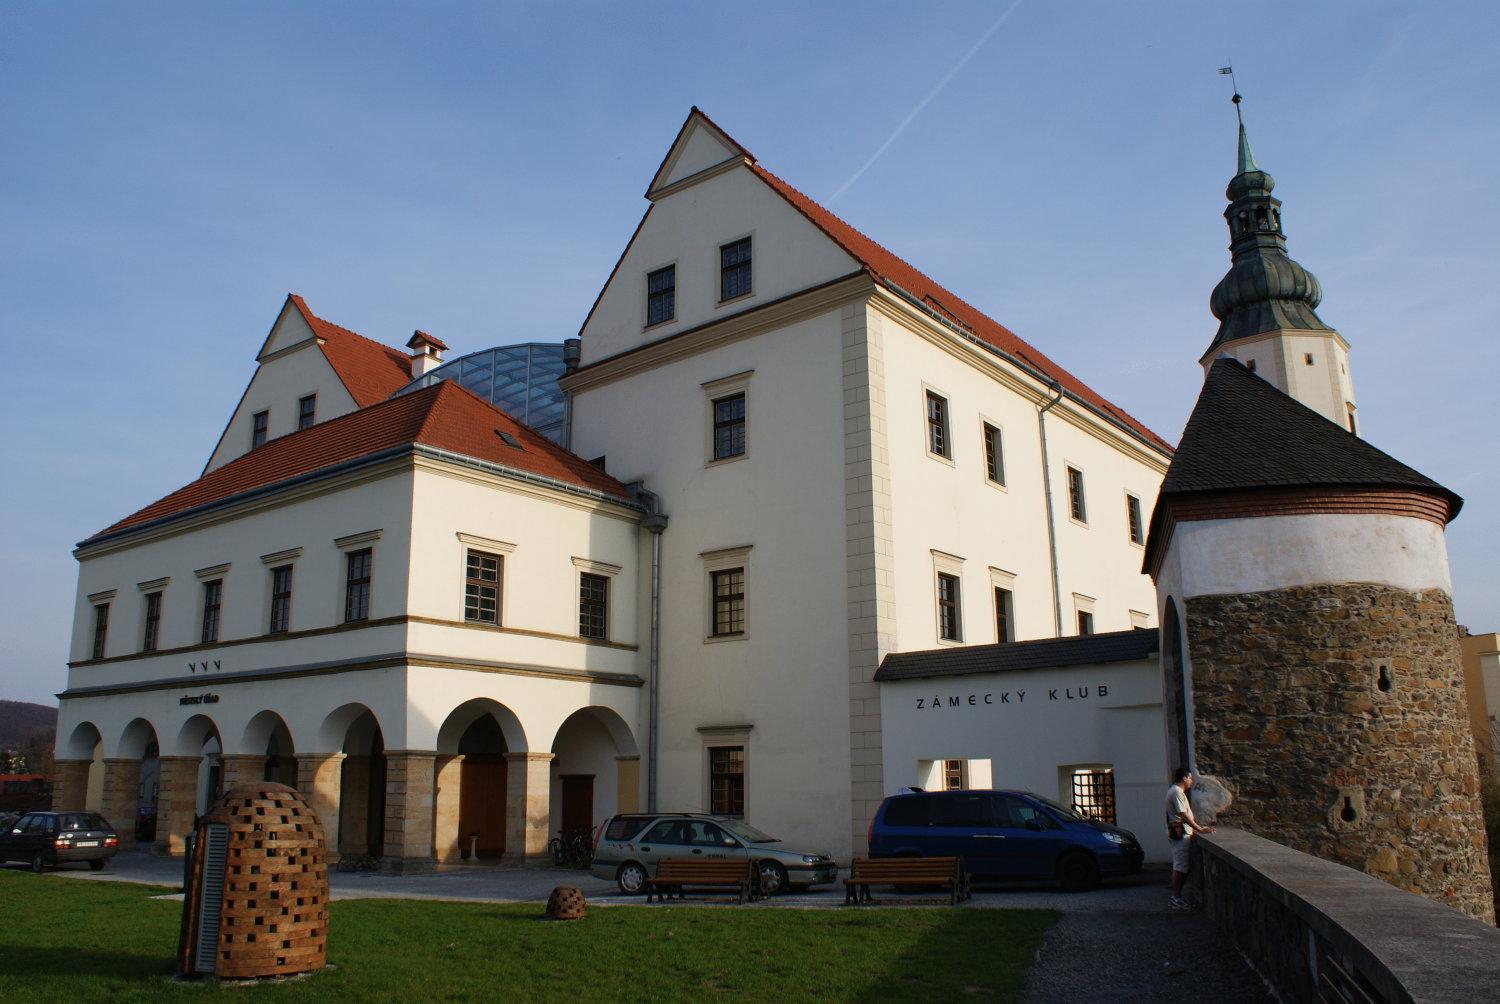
1166, 766, 1213, 909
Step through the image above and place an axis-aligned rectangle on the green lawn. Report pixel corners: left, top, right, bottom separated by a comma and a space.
0, 870, 1056, 1002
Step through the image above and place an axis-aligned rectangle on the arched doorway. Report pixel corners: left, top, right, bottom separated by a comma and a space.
116, 718, 160, 844
434, 699, 527, 864
550, 707, 640, 845
1162, 598, 1191, 773
241, 710, 298, 787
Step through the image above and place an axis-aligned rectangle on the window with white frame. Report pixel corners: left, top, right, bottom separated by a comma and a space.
579, 572, 608, 640
1126, 493, 1144, 545
926, 391, 951, 459
1066, 465, 1087, 524
719, 237, 752, 301
982, 422, 1005, 486
464, 549, 501, 624
646, 264, 676, 326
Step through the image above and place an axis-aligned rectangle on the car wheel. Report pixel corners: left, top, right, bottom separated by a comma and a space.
758, 860, 789, 896
1057, 851, 1100, 892
31, 851, 48, 875
616, 861, 648, 896
89, 858, 106, 872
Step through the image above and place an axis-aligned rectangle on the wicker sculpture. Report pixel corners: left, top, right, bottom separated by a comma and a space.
545, 885, 587, 921
178, 782, 329, 979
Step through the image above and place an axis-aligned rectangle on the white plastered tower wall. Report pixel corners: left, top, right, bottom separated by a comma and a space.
204, 301, 360, 473
1203, 327, 1356, 431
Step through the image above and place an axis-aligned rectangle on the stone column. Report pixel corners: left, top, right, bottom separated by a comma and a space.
100, 759, 143, 851
219, 754, 269, 791
433, 753, 465, 864
615, 755, 641, 814
381, 750, 437, 873
51, 759, 92, 812
154, 756, 200, 856
295, 752, 344, 866
504, 752, 554, 866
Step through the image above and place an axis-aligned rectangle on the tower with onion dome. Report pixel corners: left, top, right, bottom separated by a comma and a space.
1204, 96, 1359, 433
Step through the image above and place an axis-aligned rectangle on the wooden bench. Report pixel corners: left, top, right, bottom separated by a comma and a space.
844, 856, 970, 905
644, 858, 759, 904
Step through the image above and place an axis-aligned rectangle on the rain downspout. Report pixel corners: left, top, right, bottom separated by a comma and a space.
1037, 379, 1065, 638
636, 489, 669, 813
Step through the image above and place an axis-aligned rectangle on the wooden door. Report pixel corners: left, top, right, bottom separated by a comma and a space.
560, 775, 594, 839
458, 755, 508, 857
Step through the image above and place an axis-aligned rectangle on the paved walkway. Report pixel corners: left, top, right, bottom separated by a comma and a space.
24, 854, 1273, 999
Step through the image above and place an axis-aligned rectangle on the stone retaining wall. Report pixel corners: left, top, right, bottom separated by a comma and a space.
1197, 828, 1500, 1002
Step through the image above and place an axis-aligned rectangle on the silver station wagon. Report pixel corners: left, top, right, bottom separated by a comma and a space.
592, 813, 838, 895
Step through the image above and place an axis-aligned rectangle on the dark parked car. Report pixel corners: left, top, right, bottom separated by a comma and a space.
869, 789, 1142, 890
0, 811, 119, 873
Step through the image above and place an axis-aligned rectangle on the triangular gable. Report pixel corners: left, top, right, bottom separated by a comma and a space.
645, 107, 754, 200
256, 295, 320, 360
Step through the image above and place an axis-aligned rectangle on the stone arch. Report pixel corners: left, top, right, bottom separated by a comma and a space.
432, 699, 528, 863
319, 703, 385, 860
241, 710, 297, 786
116, 717, 159, 759
61, 720, 104, 759
1162, 597, 1191, 774
435, 698, 529, 755
549, 706, 642, 841
173, 714, 222, 758
317, 703, 384, 754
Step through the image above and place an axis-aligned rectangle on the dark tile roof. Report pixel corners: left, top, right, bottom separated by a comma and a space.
1160, 358, 1460, 513
875, 629, 1160, 683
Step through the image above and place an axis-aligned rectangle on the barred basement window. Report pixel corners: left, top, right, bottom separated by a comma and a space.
1071, 768, 1116, 824
91, 603, 110, 660
712, 393, 746, 460
201, 579, 222, 644
344, 549, 371, 623
579, 572, 608, 640
926, 391, 950, 458
268, 566, 293, 634
719, 237, 752, 301
711, 568, 745, 637
142, 592, 162, 652
464, 550, 501, 625
982, 422, 1005, 485
251, 411, 269, 449
937, 572, 961, 642
297, 394, 317, 430
646, 265, 676, 326
1067, 466, 1087, 523
710, 746, 745, 816
1126, 494, 1144, 545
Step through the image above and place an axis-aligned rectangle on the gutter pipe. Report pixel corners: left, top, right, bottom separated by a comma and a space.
1037, 379, 1066, 638
633, 486, 669, 813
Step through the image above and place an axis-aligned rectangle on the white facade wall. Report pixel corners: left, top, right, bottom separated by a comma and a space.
1214, 329, 1355, 432
570, 309, 852, 857
880, 315, 1163, 647
879, 658, 1170, 862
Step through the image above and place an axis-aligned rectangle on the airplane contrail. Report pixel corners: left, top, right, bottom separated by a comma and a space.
826, 0, 1026, 206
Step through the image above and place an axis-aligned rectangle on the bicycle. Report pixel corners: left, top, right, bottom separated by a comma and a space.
548, 828, 592, 867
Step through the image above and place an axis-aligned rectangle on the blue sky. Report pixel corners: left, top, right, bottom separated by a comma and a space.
2, 2, 1496, 706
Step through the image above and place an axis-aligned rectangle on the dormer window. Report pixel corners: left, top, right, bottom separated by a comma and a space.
298, 395, 316, 430
647, 265, 676, 326
720, 237, 752, 302
251, 411, 269, 449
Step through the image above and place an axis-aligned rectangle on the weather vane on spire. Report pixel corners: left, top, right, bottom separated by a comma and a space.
1219, 65, 1258, 174
1219, 66, 1243, 122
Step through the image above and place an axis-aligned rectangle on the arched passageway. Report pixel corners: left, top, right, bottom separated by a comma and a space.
335, 709, 385, 861
434, 699, 527, 864
54, 722, 104, 817
549, 707, 640, 847
107, 718, 160, 847
239, 710, 297, 788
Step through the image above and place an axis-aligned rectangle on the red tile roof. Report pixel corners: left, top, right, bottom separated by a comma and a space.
287, 295, 414, 407
749, 164, 1171, 452
93, 381, 634, 540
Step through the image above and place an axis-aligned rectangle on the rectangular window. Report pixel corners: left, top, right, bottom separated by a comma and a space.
646, 265, 676, 326
994, 587, 1012, 644
719, 237, 752, 301
200, 580, 222, 644
1126, 494, 1144, 545
1067, 466, 1087, 523
1346, 403, 1357, 435
709, 746, 745, 816
1071, 768, 1117, 824
712, 393, 746, 460
142, 592, 162, 652
464, 549, 501, 624
1077, 609, 1094, 636
579, 572, 608, 640
982, 423, 1004, 485
711, 567, 745, 637
91, 603, 109, 660
943, 760, 967, 791
251, 410, 269, 449
926, 391, 950, 458
344, 549, 372, 623
297, 394, 317, 430
937, 572, 961, 641
268, 565, 293, 634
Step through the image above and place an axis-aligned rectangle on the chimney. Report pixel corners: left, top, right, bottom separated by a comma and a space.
406, 330, 448, 379
563, 338, 582, 373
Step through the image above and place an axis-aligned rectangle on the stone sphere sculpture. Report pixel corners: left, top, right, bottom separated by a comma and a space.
178, 782, 329, 979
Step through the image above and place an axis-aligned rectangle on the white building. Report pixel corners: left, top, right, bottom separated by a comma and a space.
54, 109, 1173, 869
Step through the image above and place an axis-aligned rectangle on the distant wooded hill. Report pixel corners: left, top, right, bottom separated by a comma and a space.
0, 700, 58, 750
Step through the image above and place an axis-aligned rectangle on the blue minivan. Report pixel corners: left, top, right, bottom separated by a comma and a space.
868, 789, 1143, 890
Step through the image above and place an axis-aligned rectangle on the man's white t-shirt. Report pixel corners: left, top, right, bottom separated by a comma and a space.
1166, 785, 1192, 839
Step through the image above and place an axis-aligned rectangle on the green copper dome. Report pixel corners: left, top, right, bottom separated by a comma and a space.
1207, 113, 1333, 353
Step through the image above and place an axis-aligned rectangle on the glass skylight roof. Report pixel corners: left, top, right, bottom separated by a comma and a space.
394, 342, 567, 443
